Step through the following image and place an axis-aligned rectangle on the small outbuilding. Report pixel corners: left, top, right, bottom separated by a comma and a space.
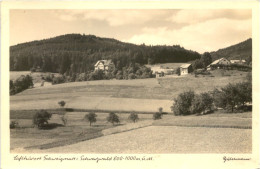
180, 64, 192, 75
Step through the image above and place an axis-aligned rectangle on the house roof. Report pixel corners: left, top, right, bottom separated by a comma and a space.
180, 64, 191, 68
94, 60, 113, 67
207, 57, 230, 67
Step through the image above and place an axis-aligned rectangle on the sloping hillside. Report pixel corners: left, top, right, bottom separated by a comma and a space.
10, 34, 201, 74
210, 38, 252, 62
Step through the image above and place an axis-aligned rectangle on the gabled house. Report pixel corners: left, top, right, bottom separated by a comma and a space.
207, 58, 231, 70
180, 64, 192, 75
94, 60, 115, 72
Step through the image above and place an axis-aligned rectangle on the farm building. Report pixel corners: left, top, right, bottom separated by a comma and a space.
150, 66, 174, 77
207, 58, 231, 70
94, 60, 115, 71
230, 59, 246, 64
180, 64, 192, 75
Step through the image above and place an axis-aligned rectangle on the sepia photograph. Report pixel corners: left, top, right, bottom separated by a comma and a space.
1, 1, 260, 169
8, 8, 253, 154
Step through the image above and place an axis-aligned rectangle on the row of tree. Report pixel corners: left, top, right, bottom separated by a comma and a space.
172, 74, 252, 115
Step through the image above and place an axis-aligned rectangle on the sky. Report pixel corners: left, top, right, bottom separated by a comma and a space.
10, 9, 251, 53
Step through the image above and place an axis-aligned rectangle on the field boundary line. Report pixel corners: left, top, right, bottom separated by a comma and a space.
152, 124, 252, 129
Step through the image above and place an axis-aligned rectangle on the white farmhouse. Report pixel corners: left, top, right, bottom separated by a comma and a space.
94, 60, 115, 72
180, 64, 192, 75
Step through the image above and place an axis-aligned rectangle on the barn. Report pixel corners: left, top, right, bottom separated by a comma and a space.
207, 58, 231, 70
180, 64, 192, 75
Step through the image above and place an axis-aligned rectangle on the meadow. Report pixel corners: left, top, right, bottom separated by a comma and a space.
10, 70, 249, 113
10, 110, 252, 152
40, 126, 251, 153
10, 112, 154, 151
11, 110, 252, 153
9, 69, 251, 153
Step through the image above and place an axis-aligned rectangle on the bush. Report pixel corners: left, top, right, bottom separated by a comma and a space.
43, 73, 54, 82
52, 75, 66, 85
213, 81, 252, 113
84, 112, 97, 126
191, 92, 213, 115
153, 112, 162, 120
128, 73, 136, 79
10, 121, 19, 129
33, 110, 52, 129
58, 100, 66, 108
10, 75, 34, 95
171, 91, 195, 115
128, 112, 139, 123
107, 112, 120, 125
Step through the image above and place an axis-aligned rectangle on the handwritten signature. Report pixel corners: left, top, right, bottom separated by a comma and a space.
223, 156, 251, 163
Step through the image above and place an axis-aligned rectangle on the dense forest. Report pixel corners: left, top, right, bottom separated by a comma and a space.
210, 38, 252, 63
10, 34, 201, 75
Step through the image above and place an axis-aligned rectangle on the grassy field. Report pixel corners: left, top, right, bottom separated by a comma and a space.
22, 126, 251, 153
10, 110, 252, 152
10, 112, 153, 150
10, 69, 251, 153
10, 70, 249, 113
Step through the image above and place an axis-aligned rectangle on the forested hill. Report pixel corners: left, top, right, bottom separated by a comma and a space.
210, 38, 252, 62
10, 34, 200, 74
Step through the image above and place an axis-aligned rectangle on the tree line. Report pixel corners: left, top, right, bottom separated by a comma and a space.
10, 34, 201, 75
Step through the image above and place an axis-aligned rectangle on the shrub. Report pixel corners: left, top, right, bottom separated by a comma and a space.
171, 90, 195, 115
153, 112, 162, 120
43, 73, 54, 82
116, 71, 123, 80
107, 112, 120, 125
10, 75, 34, 95
128, 112, 139, 123
191, 92, 213, 115
33, 110, 52, 129
212, 82, 252, 113
76, 73, 87, 81
58, 100, 66, 108
84, 112, 97, 126
52, 75, 66, 85
128, 73, 136, 79
10, 121, 19, 129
